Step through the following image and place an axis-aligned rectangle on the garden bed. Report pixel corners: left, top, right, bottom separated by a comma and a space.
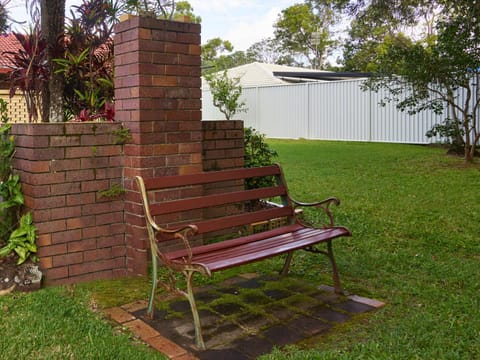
0, 255, 42, 294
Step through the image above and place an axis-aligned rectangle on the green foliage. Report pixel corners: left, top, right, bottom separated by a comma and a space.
426, 117, 465, 152
274, 2, 338, 69
112, 125, 133, 145
0, 99, 19, 243
98, 183, 126, 199
124, 0, 202, 23
201, 37, 235, 71
174, 1, 201, 23
246, 38, 295, 66
243, 127, 278, 189
56, 0, 117, 121
126, 0, 173, 18
362, 2, 480, 161
0, 174, 23, 242
202, 37, 278, 72
0, 99, 37, 264
0, 174, 24, 210
0, 100, 14, 181
5, 29, 48, 122
204, 69, 247, 120
0, 212, 37, 265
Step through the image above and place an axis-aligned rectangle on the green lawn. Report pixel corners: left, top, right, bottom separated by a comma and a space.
261, 140, 480, 359
1, 140, 479, 359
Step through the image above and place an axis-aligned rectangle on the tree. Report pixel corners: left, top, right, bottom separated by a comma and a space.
246, 38, 296, 66
174, 1, 201, 23
330, 0, 436, 27
40, 0, 65, 122
363, 1, 480, 162
0, 1, 8, 33
342, 20, 409, 72
274, 2, 338, 69
201, 37, 234, 71
338, 0, 441, 71
204, 69, 246, 121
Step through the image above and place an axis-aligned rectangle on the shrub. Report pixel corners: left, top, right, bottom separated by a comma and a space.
243, 127, 278, 189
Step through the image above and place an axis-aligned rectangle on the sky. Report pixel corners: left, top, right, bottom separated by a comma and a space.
188, 0, 299, 51
7, 0, 299, 52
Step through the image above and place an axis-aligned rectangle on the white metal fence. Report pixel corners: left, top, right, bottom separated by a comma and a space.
202, 79, 451, 144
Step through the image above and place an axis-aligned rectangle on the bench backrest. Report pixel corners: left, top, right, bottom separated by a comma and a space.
138, 164, 295, 241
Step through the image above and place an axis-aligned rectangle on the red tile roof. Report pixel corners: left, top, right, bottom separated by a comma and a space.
0, 34, 22, 74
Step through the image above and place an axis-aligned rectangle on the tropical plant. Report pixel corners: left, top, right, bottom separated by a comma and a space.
5, 28, 48, 122
55, 0, 117, 121
0, 99, 37, 264
0, 99, 18, 242
0, 212, 37, 265
0, 173, 24, 225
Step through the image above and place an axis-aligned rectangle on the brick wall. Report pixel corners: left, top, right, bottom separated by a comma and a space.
202, 120, 244, 171
9, 15, 246, 286
12, 123, 126, 286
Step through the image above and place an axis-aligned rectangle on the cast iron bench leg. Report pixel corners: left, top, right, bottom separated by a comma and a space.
280, 251, 294, 276
146, 252, 159, 319
327, 240, 342, 294
184, 269, 206, 350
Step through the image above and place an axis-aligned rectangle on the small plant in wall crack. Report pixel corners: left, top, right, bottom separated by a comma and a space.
112, 126, 132, 145
98, 183, 126, 199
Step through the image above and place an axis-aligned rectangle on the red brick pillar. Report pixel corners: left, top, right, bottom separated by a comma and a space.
114, 16, 202, 275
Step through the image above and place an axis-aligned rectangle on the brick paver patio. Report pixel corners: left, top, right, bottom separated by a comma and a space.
104, 274, 384, 359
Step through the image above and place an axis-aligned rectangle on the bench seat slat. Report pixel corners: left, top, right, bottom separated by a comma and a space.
149, 185, 288, 216
166, 223, 304, 259
168, 226, 351, 272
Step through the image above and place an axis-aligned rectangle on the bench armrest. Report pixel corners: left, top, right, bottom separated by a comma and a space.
290, 197, 340, 228
135, 175, 198, 263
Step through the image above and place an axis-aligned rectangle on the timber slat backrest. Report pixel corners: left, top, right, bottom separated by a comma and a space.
142, 165, 283, 189
141, 164, 295, 237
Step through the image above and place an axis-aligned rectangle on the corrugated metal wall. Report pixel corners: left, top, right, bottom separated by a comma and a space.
202, 79, 450, 144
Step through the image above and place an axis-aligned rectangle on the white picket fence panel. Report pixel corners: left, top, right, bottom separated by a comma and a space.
202, 79, 453, 144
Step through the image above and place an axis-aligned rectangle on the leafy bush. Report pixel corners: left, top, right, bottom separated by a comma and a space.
244, 127, 278, 189
5, 29, 48, 122
57, 0, 117, 121
426, 117, 465, 155
0, 99, 37, 264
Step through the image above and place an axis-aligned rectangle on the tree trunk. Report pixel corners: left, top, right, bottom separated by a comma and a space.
41, 0, 65, 123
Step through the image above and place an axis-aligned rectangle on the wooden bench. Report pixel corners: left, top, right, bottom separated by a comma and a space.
135, 164, 351, 349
